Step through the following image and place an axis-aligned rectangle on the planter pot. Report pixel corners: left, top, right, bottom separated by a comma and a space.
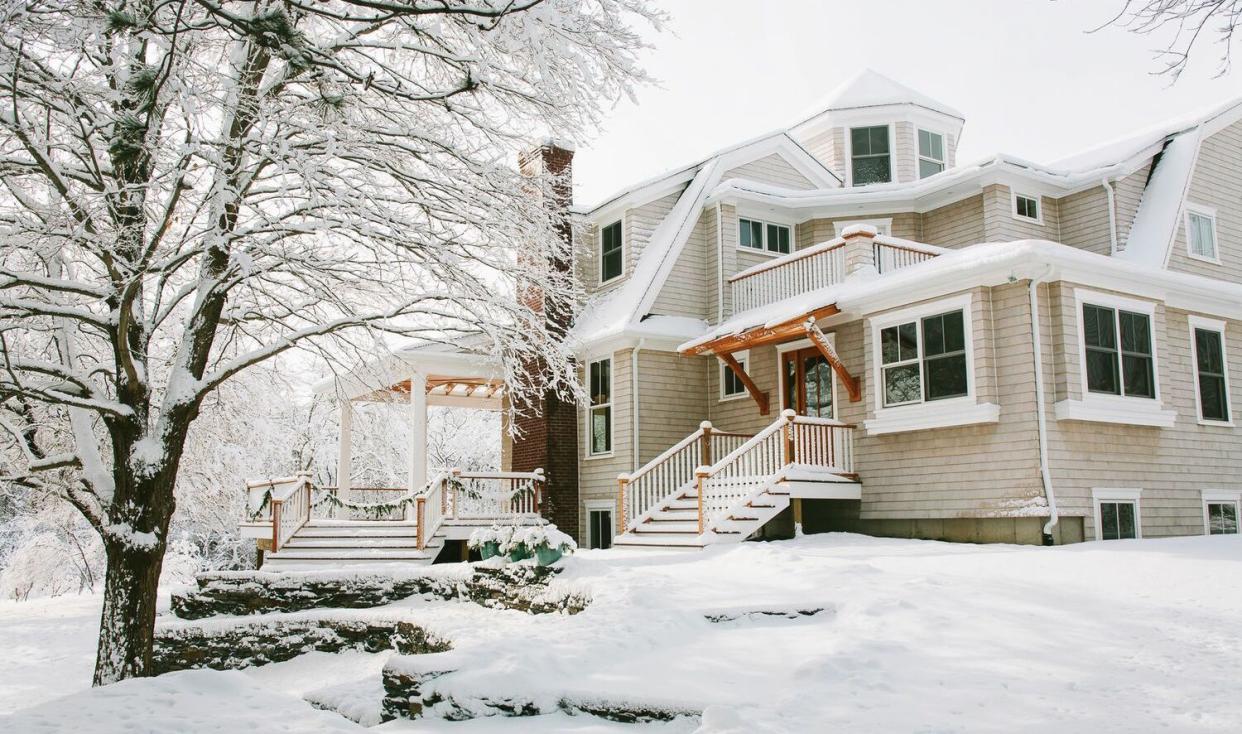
534, 545, 563, 567
479, 541, 500, 560
507, 543, 530, 562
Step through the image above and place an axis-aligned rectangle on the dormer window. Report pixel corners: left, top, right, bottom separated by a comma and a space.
600, 220, 623, 283
850, 126, 891, 186
918, 129, 945, 178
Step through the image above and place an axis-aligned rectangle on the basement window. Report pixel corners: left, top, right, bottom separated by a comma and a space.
1093, 488, 1142, 541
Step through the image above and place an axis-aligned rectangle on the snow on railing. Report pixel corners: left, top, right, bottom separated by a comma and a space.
696, 411, 855, 533
313, 486, 409, 521
617, 422, 751, 534
727, 237, 942, 314
729, 241, 846, 313
415, 470, 452, 550
267, 473, 312, 552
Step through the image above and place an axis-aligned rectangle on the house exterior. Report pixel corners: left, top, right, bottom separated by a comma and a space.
552, 69, 1242, 550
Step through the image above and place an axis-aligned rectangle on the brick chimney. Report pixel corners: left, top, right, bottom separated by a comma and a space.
512, 140, 581, 541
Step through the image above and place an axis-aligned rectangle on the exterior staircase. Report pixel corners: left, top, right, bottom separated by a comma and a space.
242, 470, 548, 571
614, 411, 860, 549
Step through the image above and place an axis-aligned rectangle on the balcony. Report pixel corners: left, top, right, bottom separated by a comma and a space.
728, 236, 943, 314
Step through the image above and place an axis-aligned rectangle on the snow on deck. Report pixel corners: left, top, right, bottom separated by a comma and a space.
3, 534, 1241, 732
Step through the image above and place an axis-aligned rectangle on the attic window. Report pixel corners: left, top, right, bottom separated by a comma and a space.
850, 126, 891, 186
600, 220, 623, 283
918, 129, 945, 178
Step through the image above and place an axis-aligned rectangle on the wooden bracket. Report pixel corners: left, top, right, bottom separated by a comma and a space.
719, 352, 769, 415
804, 318, 861, 402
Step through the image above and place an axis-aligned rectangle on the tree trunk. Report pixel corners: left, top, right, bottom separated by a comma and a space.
92, 532, 166, 685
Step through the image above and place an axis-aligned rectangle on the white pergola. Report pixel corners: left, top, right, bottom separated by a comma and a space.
316, 344, 509, 493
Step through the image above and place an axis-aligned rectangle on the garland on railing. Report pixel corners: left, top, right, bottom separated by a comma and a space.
310, 489, 417, 520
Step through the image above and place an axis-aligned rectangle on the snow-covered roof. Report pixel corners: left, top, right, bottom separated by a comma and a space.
1116, 129, 1202, 267
680, 239, 1242, 353
792, 69, 965, 125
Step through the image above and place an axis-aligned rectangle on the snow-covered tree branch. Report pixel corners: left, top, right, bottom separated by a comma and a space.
1097, 0, 1242, 79
0, 0, 661, 684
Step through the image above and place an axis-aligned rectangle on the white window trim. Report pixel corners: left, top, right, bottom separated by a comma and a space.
585, 356, 614, 459
1054, 288, 1176, 428
1184, 203, 1221, 265
1092, 488, 1143, 541
584, 499, 617, 547
598, 217, 625, 285
1188, 315, 1233, 426
775, 337, 838, 418
915, 127, 946, 179
845, 124, 896, 187
1011, 191, 1044, 226
719, 349, 751, 402
736, 215, 794, 258
864, 293, 1000, 435
833, 218, 892, 237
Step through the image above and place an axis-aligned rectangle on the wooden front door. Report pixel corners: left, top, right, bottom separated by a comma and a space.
781, 347, 834, 418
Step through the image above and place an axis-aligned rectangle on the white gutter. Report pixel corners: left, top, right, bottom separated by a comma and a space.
1102, 177, 1119, 255
715, 203, 724, 323
1027, 265, 1059, 542
631, 339, 646, 472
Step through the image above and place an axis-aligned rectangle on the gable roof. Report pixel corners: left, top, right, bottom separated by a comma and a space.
793, 69, 965, 125
570, 134, 838, 349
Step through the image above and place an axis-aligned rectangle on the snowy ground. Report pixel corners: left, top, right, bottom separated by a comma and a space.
2, 533, 1241, 732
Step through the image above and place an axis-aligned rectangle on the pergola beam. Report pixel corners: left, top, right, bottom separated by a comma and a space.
804, 317, 861, 402
681, 304, 841, 356
720, 352, 769, 415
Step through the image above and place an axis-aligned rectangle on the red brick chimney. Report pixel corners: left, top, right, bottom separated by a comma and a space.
513, 140, 580, 540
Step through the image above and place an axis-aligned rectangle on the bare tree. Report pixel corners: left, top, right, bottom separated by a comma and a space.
1096, 1, 1242, 79
0, 0, 661, 684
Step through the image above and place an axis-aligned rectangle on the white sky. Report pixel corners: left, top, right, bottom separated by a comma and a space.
571, 0, 1242, 207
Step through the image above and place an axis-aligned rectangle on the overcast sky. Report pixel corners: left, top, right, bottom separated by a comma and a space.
571, 0, 1242, 207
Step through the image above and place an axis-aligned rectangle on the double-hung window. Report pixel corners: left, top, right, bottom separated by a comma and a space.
1204, 493, 1240, 535
738, 218, 791, 255
850, 125, 891, 186
1186, 205, 1219, 262
880, 309, 968, 407
587, 358, 612, 456
1082, 304, 1155, 399
1192, 319, 1230, 423
600, 221, 623, 283
917, 129, 945, 178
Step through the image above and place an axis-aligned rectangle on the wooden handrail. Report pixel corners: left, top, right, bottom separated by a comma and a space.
728, 240, 846, 283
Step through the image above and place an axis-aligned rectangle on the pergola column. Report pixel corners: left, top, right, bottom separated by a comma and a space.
409, 372, 428, 492
337, 398, 353, 492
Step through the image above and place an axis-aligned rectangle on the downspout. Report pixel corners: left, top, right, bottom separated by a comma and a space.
1028, 265, 1059, 544
1101, 177, 1119, 255
631, 339, 646, 472
715, 203, 724, 323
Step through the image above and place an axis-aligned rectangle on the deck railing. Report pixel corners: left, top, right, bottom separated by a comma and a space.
696, 411, 855, 533
258, 473, 313, 553
728, 238, 942, 313
616, 422, 752, 534
447, 469, 544, 518
313, 486, 409, 521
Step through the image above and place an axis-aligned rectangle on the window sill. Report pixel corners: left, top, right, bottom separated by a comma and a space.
718, 393, 749, 403
583, 452, 615, 461
864, 399, 1001, 436
1053, 398, 1176, 428
1197, 417, 1235, 428
1187, 251, 1222, 265
1011, 214, 1044, 227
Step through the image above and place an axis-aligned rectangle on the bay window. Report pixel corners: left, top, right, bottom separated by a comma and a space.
850, 125, 891, 186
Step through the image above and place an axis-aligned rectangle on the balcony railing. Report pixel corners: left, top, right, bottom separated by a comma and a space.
728, 237, 942, 314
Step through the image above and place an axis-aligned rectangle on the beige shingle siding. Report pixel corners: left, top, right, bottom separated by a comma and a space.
795, 214, 921, 245
1043, 282, 1242, 539
1166, 120, 1242, 278
1113, 162, 1150, 247
636, 351, 709, 463
707, 343, 780, 435
894, 122, 916, 184
704, 205, 721, 323
1057, 186, 1112, 255
626, 190, 682, 272
802, 128, 845, 180
651, 210, 709, 318
922, 195, 986, 247
722, 153, 816, 190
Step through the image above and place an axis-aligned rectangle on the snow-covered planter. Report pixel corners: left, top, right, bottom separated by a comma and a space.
513, 525, 576, 567
467, 524, 511, 561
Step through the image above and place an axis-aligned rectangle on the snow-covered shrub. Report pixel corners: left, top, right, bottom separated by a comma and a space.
467, 524, 513, 550
514, 525, 577, 554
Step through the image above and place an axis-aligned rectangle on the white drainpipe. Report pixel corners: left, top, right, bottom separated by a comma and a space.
1028, 266, 1059, 543
1102, 177, 1119, 255
631, 339, 645, 472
